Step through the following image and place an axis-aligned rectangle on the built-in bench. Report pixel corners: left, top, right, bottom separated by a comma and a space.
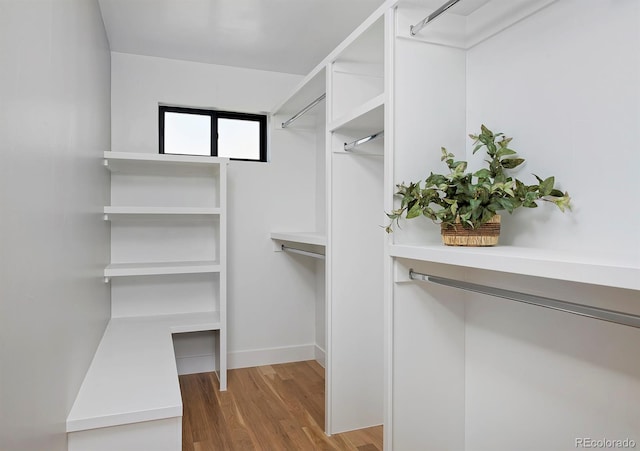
66, 312, 220, 451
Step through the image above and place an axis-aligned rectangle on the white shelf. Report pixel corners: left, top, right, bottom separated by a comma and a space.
104, 151, 228, 175
396, 0, 557, 49
272, 67, 326, 128
270, 231, 327, 247
103, 206, 221, 219
329, 94, 384, 134
105, 260, 221, 278
66, 311, 221, 433
389, 244, 640, 291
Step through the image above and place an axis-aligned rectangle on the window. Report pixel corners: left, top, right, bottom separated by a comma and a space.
159, 106, 267, 162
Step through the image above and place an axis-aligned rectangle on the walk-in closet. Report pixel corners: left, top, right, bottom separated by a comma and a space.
1, 0, 638, 450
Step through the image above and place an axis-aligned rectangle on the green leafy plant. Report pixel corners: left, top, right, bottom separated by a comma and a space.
385, 125, 571, 233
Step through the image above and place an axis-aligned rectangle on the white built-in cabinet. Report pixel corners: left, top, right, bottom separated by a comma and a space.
104, 151, 228, 387
386, 1, 640, 450
270, 5, 389, 435
67, 152, 228, 451
273, 0, 640, 449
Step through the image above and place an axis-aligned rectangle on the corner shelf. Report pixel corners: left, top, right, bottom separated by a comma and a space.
66, 311, 221, 433
389, 244, 639, 291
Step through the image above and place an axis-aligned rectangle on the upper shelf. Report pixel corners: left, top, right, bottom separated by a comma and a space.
389, 244, 640, 291
271, 0, 393, 122
397, 0, 557, 49
272, 67, 326, 129
329, 94, 384, 134
104, 151, 228, 176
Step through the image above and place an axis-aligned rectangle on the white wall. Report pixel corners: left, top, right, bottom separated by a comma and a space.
463, 2, 640, 449
465, 0, 640, 257
109, 52, 323, 369
0, 1, 111, 450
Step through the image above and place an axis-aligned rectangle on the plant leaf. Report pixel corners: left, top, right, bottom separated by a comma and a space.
501, 158, 525, 169
539, 176, 555, 196
406, 202, 422, 219
473, 168, 491, 179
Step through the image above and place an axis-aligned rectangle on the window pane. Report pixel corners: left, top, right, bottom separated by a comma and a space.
217, 118, 260, 160
164, 112, 210, 156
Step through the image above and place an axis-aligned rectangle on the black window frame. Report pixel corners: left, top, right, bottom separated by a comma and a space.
159, 105, 268, 162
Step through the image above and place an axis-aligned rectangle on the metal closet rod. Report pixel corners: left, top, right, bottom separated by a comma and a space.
344, 131, 384, 151
410, 0, 462, 36
409, 270, 640, 329
281, 244, 325, 260
281, 93, 326, 129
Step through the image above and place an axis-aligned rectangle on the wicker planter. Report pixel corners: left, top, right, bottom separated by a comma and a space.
440, 215, 501, 246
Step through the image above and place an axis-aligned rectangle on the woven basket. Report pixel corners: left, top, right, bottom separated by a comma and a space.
440, 215, 501, 247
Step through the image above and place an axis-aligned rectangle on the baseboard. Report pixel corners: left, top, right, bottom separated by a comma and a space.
228, 343, 316, 369
314, 344, 326, 368
177, 343, 323, 375
176, 354, 216, 375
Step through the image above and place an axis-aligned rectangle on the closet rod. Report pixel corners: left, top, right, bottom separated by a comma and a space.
409, 270, 640, 329
281, 93, 326, 129
282, 244, 325, 260
410, 0, 462, 36
344, 131, 384, 151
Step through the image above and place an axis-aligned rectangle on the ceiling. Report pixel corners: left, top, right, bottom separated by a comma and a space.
98, 0, 388, 75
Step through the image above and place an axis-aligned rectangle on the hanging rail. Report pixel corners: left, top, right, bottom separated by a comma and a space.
282, 244, 325, 260
409, 270, 640, 329
344, 131, 384, 151
281, 93, 326, 129
410, 0, 462, 36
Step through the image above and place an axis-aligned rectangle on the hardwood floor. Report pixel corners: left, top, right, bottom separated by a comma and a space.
179, 360, 383, 450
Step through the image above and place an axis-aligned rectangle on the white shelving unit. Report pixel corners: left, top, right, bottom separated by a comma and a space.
270, 1, 391, 437
68, 151, 229, 451
325, 9, 387, 435
103, 151, 228, 387
387, 1, 640, 450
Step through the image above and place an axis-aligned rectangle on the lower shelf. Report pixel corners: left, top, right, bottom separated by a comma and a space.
67, 311, 224, 433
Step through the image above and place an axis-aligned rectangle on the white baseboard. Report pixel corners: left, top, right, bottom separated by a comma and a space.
314, 344, 326, 368
228, 343, 316, 369
176, 343, 324, 375
176, 354, 216, 375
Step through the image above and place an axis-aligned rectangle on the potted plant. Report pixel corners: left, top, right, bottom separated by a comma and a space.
385, 125, 571, 246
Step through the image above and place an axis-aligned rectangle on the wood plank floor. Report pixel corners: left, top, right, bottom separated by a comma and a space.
179, 360, 383, 450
